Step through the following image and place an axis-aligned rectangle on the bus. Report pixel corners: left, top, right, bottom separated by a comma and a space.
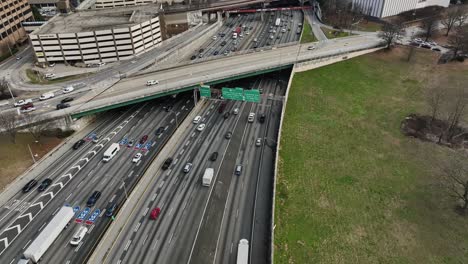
236, 239, 249, 264
275, 18, 281, 26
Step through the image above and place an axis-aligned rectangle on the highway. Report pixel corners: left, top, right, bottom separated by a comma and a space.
95, 73, 284, 264
0, 93, 195, 263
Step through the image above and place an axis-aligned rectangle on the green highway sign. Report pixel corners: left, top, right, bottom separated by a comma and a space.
222, 87, 244, 101
200, 85, 211, 98
244, 89, 260, 103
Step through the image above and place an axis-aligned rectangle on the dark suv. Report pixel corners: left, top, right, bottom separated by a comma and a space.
87, 191, 101, 207
22, 179, 38, 193
73, 139, 85, 150
210, 152, 218, 161
162, 158, 173, 170
155, 127, 165, 136
38, 178, 52, 192
259, 114, 266, 123
56, 103, 70, 110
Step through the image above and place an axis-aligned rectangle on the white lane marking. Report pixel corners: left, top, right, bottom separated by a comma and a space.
109, 194, 116, 203
77, 181, 83, 188
52, 206, 60, 216
65, 193, 72, 201
158, 134, 162, 138
176, 112, 180, 116
22, 239, 32, 249
168, 233, 174, 244
169, 207, 173, 215
173, 159, 178, 165
128, 171, 134, 177
179, 149, 185, 155
151, 142, 156, 147
151, 193, 156, 202
143, 207, 149, 216
88, 170, 94, 176
152, 239, 159, 250
191, 132, 196, 137
134, 222, 141, 232
202, 118, 206, 122
88, 225, 95, 234
142, 234, 149, 245
74, 242, 83, 252
65, 260, 71, 264
185, 141, 190, 146
9, 259, 15, 264
170, 119, 174, 124
99, 209, 106, 217
159, 181, 165, 188
207, 111, 210, 115
117, 260, 122, 264
124, 240, 132, 251
164, 126, 168, 131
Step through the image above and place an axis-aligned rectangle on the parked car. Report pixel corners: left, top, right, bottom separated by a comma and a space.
72, 139, 85, 150
210, 152, 218, 161
38, 178, 52, 192
22, 179, 38, 193
132, 153, 142, 163
20, 102, 34, 110
86, 191, 101, 207
162, 157, 173, 170
190, 55, 197, 60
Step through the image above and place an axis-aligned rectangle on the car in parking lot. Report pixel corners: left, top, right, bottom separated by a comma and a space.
105, 203, 117, 217
225, 131, 232, 139
38, 178, 52, 192
139, 135, 148, 144
155, 126, 165, 136
150, 207, 161, 220
197, 123, 206, 131
223, 50, 229, 56
86, 191, 101, 207
199, 48, 204, 53
183, 163, 193, 173
190, 55, 197, 60
72, 139, 85, 150
214, 51, 219, 55
146, 80, 159, 86
255, 138, 262, 147
210, 152, 218, 161
132, 153, 142, 163
22, 179, 38, 193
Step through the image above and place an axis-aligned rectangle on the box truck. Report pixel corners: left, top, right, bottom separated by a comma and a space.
202, 168, 214, 186
103, 143, 120, 162
236, 239, 249, 264
23, 206, 74, 263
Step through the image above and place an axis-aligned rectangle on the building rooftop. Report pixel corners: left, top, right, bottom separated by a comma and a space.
33, 4, 160, 34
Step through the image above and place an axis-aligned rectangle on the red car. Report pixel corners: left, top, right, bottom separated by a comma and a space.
20, 102, 34, 110
139, 135, 148, 144
150, 207, 161, 220
218, 102, 226, 113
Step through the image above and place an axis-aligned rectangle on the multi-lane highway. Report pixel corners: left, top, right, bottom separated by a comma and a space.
0, 93, 195, 263
96, 73, 285, 264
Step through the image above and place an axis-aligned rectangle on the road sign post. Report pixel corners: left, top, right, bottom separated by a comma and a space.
244, 89, 261, 103
222, 87, 244, 101
200, 85, 211, 98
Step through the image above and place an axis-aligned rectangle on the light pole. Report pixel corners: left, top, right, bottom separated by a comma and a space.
6, 81, 15, 103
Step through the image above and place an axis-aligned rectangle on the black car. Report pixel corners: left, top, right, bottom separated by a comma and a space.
210, 152, 218, 161
190, 55, 197, 60
38, 178, 52, 192
56, 103, 70, 110
221, 41, 227, 46
220, 33, 225, 37
61, 97, 74, 103
105, 202, 117, 217
225, 131, 232, 139
259, 114, 266, 123
22, 179, 38, 193
214, 51, 219, 56
199, 48, 204, 53
87, 191, 101, 207
162, 157, 173, 170
164, 105, 173, 112
72, 139, 85, 150
155, 126, 165, 136
223, 112, 230, 119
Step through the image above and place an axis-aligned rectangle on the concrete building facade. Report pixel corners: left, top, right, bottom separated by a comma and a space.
0, 0, 33, 56
29, 5, 162, 64
352, 0, 450, 18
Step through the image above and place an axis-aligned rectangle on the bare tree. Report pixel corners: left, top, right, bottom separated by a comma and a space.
0, 77, 14, 100
21, 113, 48, 142
448, 26, 468, 59
437, 87, 468, 143
427, 85, 445, 125
441, 153, 468, 213
378, 20, 404, 49
419, 16, 438, 41
442, 7, 463, 36
455, 6, 467, 27
0, 111, 19, 143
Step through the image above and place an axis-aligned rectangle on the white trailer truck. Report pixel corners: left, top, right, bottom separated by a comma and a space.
236, 239, 249, 264
202, 168, 214, 187
22, 206, 74, 263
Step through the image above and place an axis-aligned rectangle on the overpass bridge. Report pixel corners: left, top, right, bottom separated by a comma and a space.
48, 34, 381, 119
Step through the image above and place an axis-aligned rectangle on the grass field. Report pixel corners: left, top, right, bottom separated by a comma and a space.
274, 48, 468, 263
301, 22, 318, 44
321, 27, 350, 39
355, 21, 383, 32
26, 69, 88, 85
0, 134, 61, 190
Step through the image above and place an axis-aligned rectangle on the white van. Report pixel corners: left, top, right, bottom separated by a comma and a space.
70, 226, 88, 246
39, 92, 55, 101
193, 116, 202, 124
103, 143, 120, 162
146, 80, 159, 86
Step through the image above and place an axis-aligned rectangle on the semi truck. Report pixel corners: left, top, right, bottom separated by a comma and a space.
232, 27, 241, 39
22, 206, 74, 263
202, 168, 214, 186
236, 239, 249, 264
103, 143, 120, 162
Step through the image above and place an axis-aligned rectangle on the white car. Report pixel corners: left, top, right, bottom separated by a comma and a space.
44, 73, 56, 79
193, 115, 202, 124
20, 107, 36, 113
212, 36, 217, 40
308, 46, 315, 50
248, 113, 255, 123
14, 99, 33, 107
132, 153, 142, 163
197, 123, 206, 131
63, 86, 74, 93
146, 80, 159, 86
39, 92, 55, 101
233, 108, 239, 115
255, 138, 262, 147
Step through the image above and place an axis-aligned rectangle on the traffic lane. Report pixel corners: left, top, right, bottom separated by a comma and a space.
155, 100, 247, 264
149, 101, 244, 264
188, 102, 251, 264
121, 100, 229, 263
104, 101, 217, 264
38, 98, 193, 263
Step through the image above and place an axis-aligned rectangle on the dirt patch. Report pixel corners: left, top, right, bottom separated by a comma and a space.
0, 133, 62, 189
